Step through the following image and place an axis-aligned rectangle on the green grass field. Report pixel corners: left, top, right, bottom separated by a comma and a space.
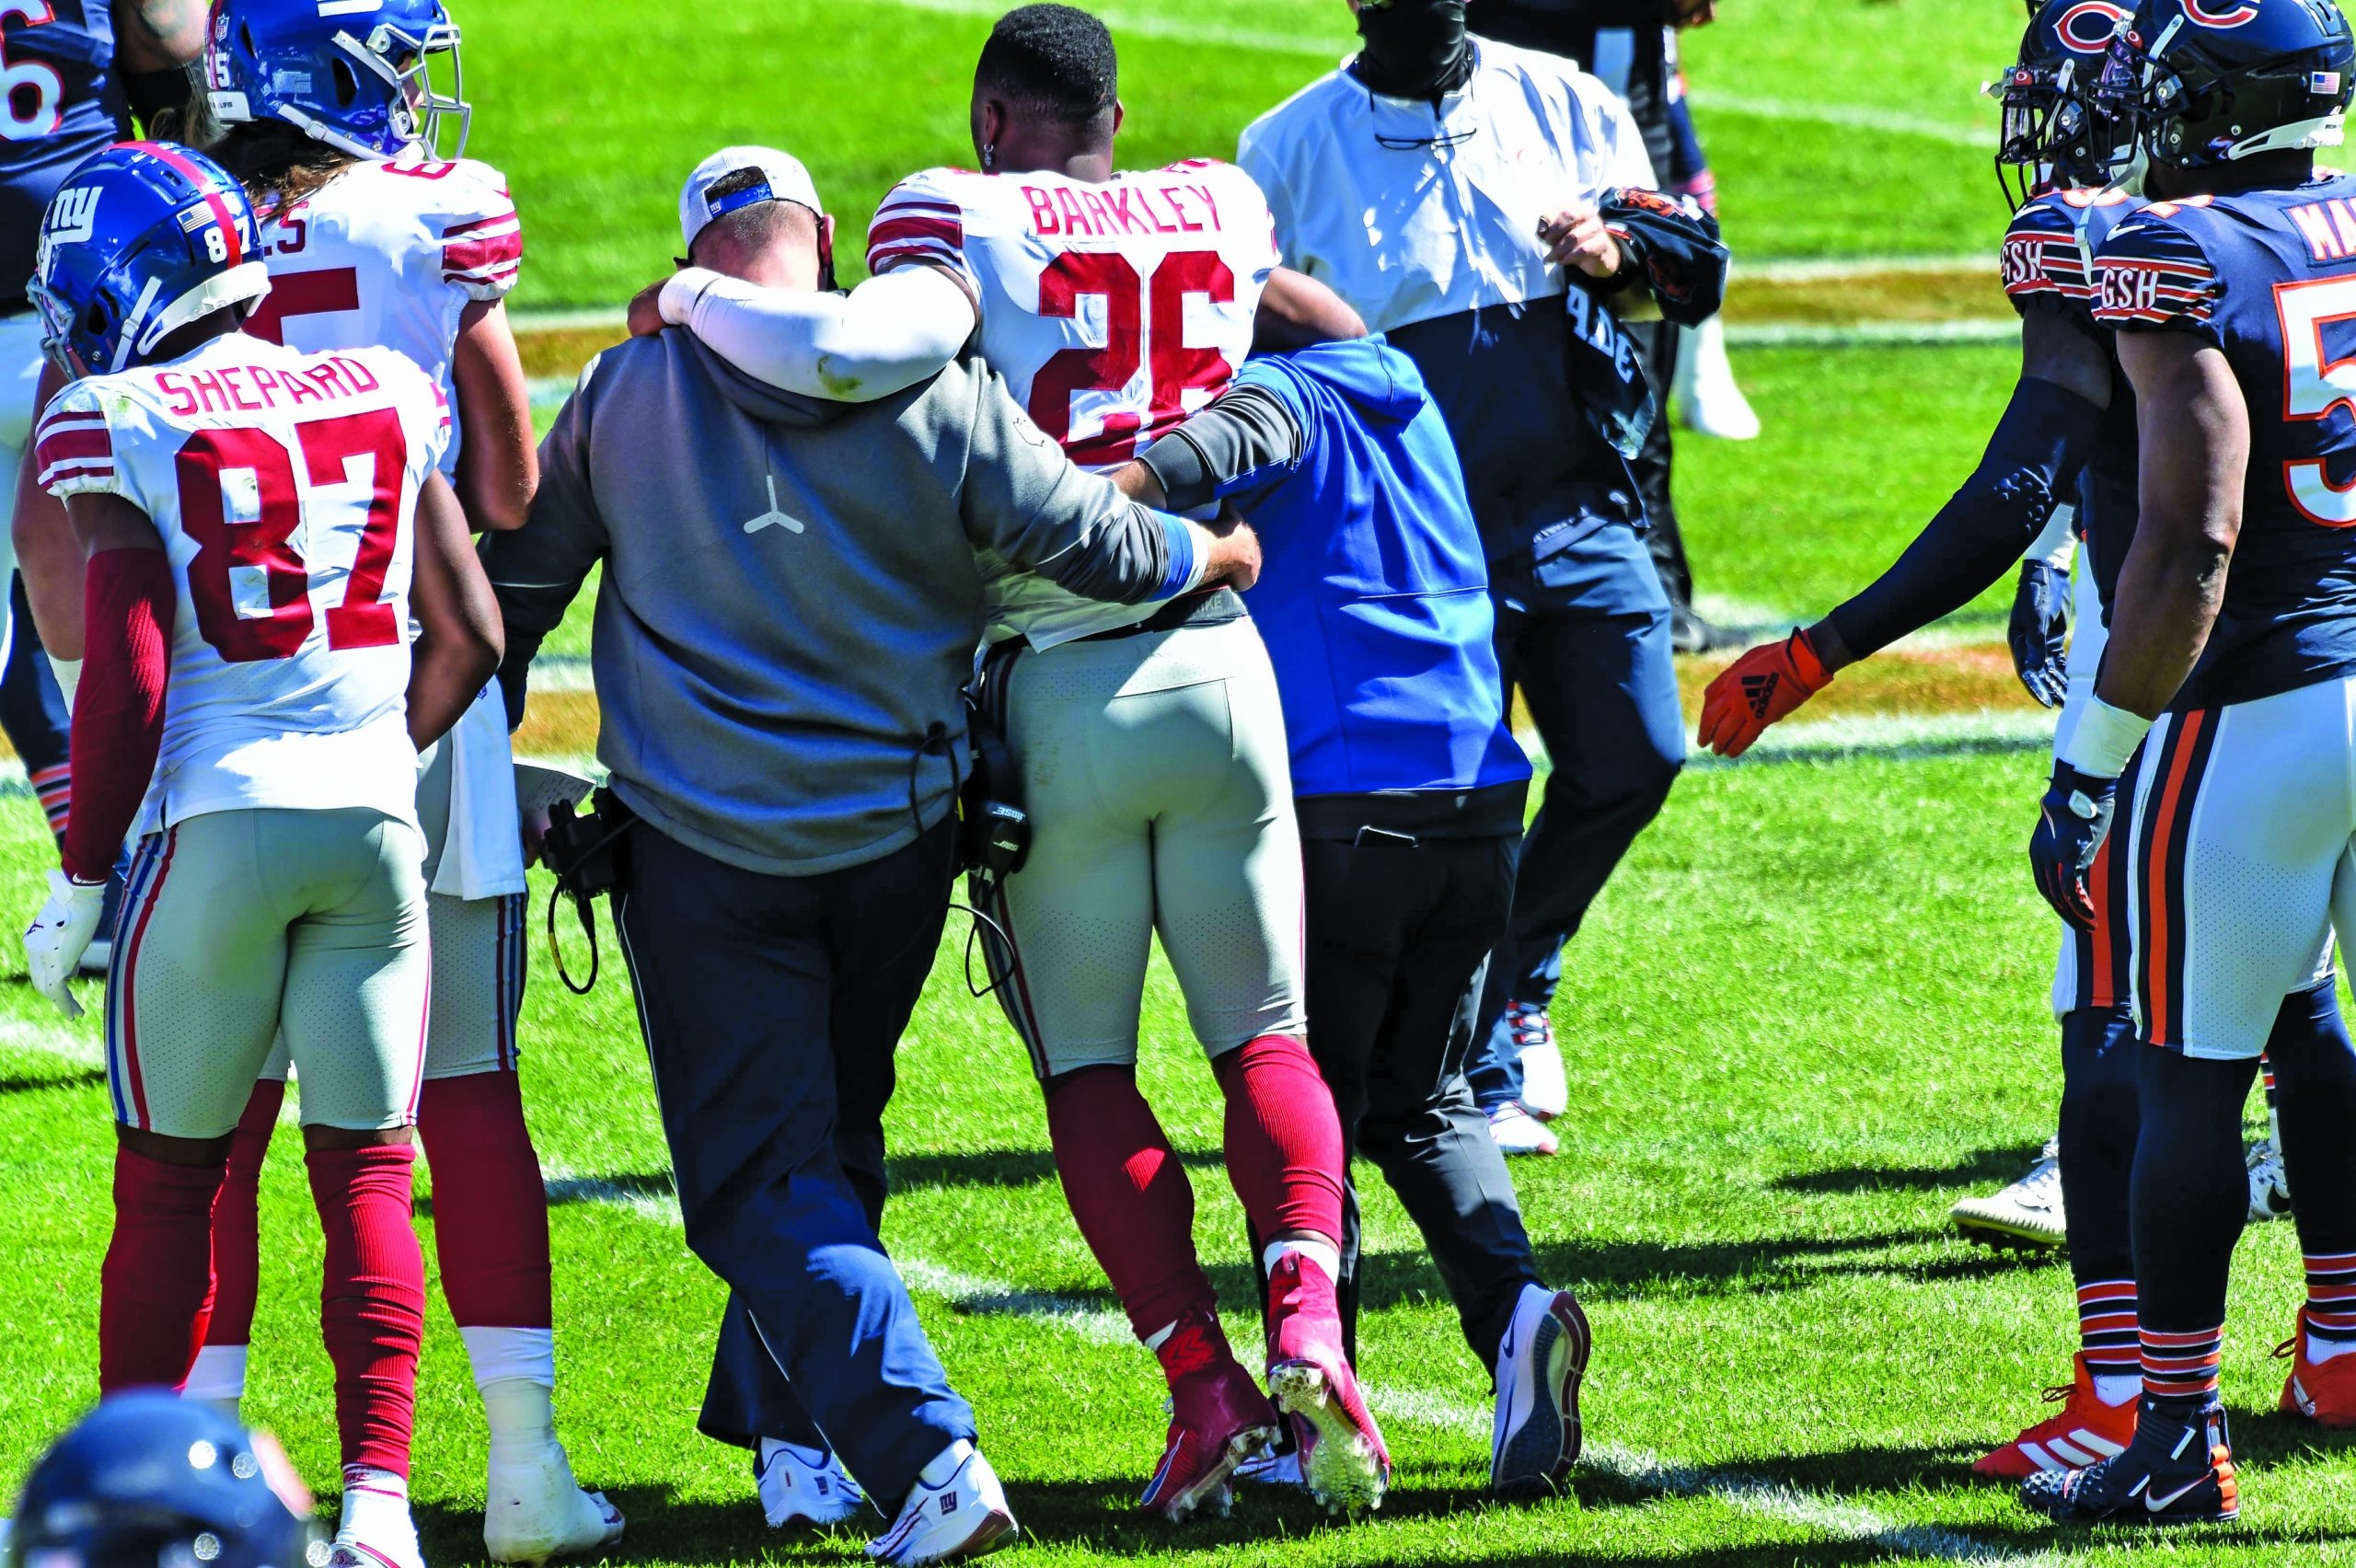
22, 0, 2356, 1563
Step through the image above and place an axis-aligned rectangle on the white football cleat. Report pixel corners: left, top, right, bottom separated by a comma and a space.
1504, 1001, 1568, 1123
758, 1439, 865, 1528
331, 1524, 424, 1568
2247, 1138, 2293, 1222
1486, 1101, 1558, 1158
1950, 1137, 2066, 1251
865, 1444, 1015, 1566
483, 1443, 624, 1565
1670, 314, 1761, 441
1231, 1446, 1303, 1489
1491, 1284, 1591, 1498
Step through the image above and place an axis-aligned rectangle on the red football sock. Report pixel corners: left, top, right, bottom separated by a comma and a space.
99, 1146, 225, 1392
204, 1081, 284, 1348
1214, 1034, 1345, 1244
1044, 1066, 1218, 1344
418, 1072, 551, 1328
306, 1144, 426, 1478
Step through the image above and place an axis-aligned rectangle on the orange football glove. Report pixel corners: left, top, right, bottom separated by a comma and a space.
1697, 628, 1832, 758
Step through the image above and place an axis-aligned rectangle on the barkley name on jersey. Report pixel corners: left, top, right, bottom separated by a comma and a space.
2093, 173, 2356, 710
34, 334, 450, 832
241, 149, 520, 476
865, 159, 1278, 467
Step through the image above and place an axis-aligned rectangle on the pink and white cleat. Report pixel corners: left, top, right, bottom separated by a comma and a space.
1264, 1252, 1390, 1516
1139, 1309, 1280, 1521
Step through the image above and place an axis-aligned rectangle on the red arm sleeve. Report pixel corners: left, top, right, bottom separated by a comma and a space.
61, 548, 172, 883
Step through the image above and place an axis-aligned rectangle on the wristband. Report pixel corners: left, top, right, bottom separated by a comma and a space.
2060, 694, 2151, 780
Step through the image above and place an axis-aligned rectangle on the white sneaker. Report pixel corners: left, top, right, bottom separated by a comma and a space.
758, 1439, 865, 1528
1491, 1285, 1591, 1498
1949, 1137, 2066, 1251
1670, 314, 1761, 440
332, 1526, 424, 1568
2248, 1138, 2293, 1222
483, 1443, 624, 1565
1502, 1002, 1567, 1122
865, 1445, 1015, 1566
1486, 1101, 1558, 1158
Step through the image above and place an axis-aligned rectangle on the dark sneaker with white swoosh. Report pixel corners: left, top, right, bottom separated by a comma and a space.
2019, 1402, 2237, 1526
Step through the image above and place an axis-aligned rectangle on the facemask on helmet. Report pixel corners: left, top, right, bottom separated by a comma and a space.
1992, 0, 2142, 206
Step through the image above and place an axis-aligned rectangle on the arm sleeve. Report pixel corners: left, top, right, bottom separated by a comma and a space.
1821, 376, 2106, 660
1664, 75, 1707, 187
1138, 378, 1306, 513
480, 363, 608, 728
61, 548, 171, 883
958, 366, 1185, 604
865, 170, 980, 295
2091, 212, 2225, 344
437, 159, 524, 301
32, 389, 126, 502
658, 265, 976, 403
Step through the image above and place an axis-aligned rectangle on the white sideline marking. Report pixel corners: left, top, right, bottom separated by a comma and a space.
1725, 320, 2020, 349
0, 1017, 99, 1068
537, 1166, 2047, 1562
1744, 256, 1989, 283
1688, 91, 1996, 149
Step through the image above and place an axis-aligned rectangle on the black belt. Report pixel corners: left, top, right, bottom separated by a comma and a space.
998, 586, 1246, 653
1295, 779, 1530, 844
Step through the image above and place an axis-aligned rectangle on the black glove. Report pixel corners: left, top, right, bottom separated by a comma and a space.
2008, 559, 2071, 709
2029, 759, 2118, 930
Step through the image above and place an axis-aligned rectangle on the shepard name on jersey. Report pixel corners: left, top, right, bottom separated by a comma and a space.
241, 149, 521, 477
34, 333, 451, 833
2094, 174, 2356, 711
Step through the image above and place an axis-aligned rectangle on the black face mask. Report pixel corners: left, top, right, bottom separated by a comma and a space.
1355, 0, 1472, 103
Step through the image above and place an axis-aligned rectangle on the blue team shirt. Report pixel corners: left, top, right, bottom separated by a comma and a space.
2003, 186, 2144, 607
2094, 175, 2356, 711
1216, 338, 1530, 799
1, 0, 127, 298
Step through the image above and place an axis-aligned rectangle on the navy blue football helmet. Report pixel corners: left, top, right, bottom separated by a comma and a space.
28, 142, 271, 378
2102, 0, 2354, 171
1994, 0, 2142, 205
204, 0, 470, 161
6, 1394, 322, 1568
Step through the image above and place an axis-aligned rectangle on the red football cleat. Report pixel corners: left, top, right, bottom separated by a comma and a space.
1264, 1251, 1390, 1516
1139, 1309, 1279, 1522
1970, 1353, 2136, 1480
2277, 1309, 2356, 1427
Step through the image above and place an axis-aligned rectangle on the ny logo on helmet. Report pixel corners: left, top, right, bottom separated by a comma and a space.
44, 186, 100, 247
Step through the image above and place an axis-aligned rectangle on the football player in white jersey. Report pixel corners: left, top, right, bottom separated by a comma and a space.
195, 2, 608, 1561
640, 4, 1386, 1523
20, 142, 501, 1568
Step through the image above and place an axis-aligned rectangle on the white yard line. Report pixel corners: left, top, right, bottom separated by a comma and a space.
1725, 320, 2019, 349
534, 1164, 2051, 1563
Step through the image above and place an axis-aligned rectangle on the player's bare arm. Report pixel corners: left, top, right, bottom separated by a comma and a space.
451, 298, 537, 532
2099, 331, 2251, 719
110, 0, 205, 72
1539, 207, 1623, 278
15, 363, 87, 659
407, 469, 504, 749
1253, 268, 1366, 353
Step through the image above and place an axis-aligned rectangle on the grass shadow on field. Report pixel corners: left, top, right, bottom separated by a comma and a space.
0, 1067, 102, 1095
1770, 1143, 2047, 1196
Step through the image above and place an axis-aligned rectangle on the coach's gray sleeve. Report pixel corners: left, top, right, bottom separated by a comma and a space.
957, 366, 1176, 605
480, 358, 610, 726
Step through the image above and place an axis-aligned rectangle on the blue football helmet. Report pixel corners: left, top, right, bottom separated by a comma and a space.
6, 1393, 323, 1568
1994, 0, 2144, 204
2101, 0, 2354, 171
28, 141, 271, 378
204, 0, 470, 161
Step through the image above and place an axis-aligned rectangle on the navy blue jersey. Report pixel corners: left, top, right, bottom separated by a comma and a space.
2095, 175, 2356, 711
2002, 186, 2143, 605
1, 0, 129, 298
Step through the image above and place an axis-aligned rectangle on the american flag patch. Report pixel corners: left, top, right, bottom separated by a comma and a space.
2316, 71, 2343, 96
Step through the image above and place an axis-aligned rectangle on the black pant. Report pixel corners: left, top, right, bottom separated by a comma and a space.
1625, 319, 1695, 618
1293, 787, 1544, 1376
613, 814, 972, 1499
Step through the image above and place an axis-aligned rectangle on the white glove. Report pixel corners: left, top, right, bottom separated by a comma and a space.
25, 868, 107, 1019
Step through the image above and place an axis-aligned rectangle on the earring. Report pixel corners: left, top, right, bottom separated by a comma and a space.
981, 142, 996, 171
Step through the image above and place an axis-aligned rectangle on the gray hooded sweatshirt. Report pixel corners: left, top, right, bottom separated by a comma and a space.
487, 329, 1191, 876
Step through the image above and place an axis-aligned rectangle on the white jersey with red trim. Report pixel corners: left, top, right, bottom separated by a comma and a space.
35, 332, 450, 835
241, 150, 521, 478
867, 159, 1278, 646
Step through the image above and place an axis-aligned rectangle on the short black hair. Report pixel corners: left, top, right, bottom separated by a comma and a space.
690, 167, 819, 265
976, 5, 1118, 126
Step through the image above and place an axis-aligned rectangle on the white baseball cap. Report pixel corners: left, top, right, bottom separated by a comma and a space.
677, 146, 826, 253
